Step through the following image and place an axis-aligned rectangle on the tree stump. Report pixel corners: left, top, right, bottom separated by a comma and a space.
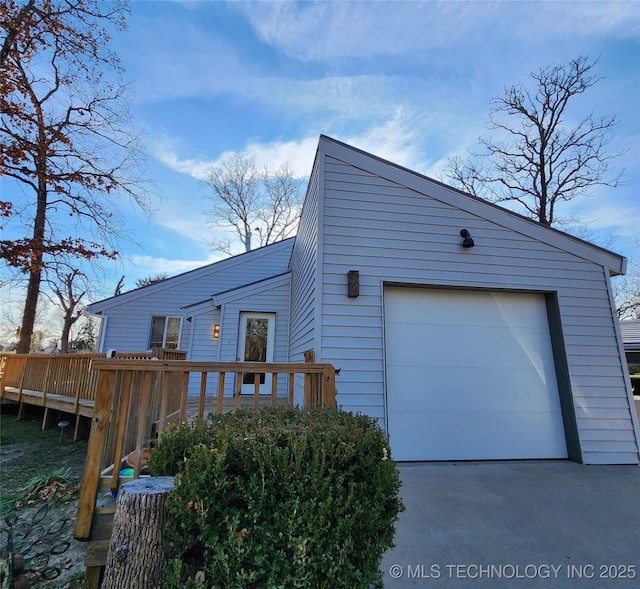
102, 477, 175, 589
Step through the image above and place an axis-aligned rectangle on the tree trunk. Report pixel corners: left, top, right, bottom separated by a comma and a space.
102, 477, 175, 589
17, 267, 42, 353
17, 167, 48, 354
60, 309, 76, 353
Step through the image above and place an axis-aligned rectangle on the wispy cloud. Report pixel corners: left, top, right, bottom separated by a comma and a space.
237, 1, 640, 62
126, 253, 225, 279
575, 202, 640, 239
149, 134, 319, 180
149, 101, 490, 189
148, 137, 212, 180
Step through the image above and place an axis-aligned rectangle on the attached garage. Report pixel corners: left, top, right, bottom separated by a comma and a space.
384, 287, 569, 461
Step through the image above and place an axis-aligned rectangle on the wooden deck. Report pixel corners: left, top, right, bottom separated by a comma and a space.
0, 350, 186, 440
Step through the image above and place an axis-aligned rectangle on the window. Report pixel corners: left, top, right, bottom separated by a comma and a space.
149, 316, 181, 349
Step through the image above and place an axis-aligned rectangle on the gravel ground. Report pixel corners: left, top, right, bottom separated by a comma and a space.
1, 404, 88, 588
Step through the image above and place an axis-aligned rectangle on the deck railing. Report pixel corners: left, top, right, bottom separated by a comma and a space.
0, 349, 187, 409
74, 359, 336, 540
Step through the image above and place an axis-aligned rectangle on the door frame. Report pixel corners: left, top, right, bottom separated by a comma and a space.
237, 312, 276, 395
381, 283, 581, 462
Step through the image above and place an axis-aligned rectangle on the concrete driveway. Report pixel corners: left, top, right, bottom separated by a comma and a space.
381, 461, 640, 588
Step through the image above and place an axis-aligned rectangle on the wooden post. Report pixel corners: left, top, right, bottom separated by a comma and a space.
270, 373, 278, 406
179, 372, 189, 421
102, 477, 175, 589
322, 366, 336, 408
198, 372, 207, 419
74, 369, 114, 539
216, 372, 225, 415
234, 373, 242, 409
303, 350, 315, 408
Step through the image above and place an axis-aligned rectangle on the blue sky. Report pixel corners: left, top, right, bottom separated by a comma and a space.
4, 0, 640, 301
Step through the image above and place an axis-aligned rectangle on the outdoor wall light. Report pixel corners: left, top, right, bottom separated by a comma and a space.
213, 324, 220, 340
460, 229, 475, 248
348, 270, 360, 298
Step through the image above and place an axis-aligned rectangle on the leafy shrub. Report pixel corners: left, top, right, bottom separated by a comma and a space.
150, 406, 404, 589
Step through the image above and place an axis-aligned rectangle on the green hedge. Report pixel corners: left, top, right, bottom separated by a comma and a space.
149, 406, 404, 589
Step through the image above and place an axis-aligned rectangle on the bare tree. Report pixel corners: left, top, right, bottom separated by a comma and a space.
613, 235, 640, 320
444, 56, 625, 227
44, 266, 88, 352
203, 154, 304, 254
114, 275, 125, 296
1, 0, 151, 353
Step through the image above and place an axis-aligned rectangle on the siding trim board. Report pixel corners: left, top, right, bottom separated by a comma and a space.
545, 293, 582, 462
604, 269, 640, 443
313, 151, 327, 360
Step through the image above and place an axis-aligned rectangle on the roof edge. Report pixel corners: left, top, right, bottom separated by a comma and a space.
87, 238, 295, 312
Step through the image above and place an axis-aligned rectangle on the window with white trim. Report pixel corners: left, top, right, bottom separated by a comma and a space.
149, 316, 182, 349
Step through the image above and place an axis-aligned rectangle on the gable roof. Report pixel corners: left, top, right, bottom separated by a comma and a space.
180, 272, 292, 316
317, 135, 626, 275
87, 238, 295, 313
212, 272, 291, 306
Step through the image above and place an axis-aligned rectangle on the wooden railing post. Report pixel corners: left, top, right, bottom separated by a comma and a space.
74, 369, 114, 539
41, 357, 52, 407
131, 371, 153, 478
110, 371, 132, 494
198, 372, 207, 419
179, 372, 189, 420
16, 356, 28, 419
270, 373, 278, 406
322, 367, 336, 408
288, 373, 295, 407
234, 373, 243, 409
216, 372, 226, 415
253, 373, 260, 408
304, 350, 315, 408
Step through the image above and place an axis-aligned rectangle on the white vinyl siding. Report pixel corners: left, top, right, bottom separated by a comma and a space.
89, 240, 294, 353
183, 274, 292, 398
315, 150, 638, 464
289, 161, 321, 404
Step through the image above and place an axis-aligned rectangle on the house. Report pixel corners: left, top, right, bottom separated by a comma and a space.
621, 319, 640, 367
620, 320, 640, 405
87, 135, 640, 465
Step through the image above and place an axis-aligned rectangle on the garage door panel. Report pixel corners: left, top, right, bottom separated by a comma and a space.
388, 408, 568, 461
386, 323, 555, 370
387, 367, 563, 413
385, 288, 567, 461
385, 289, 549, 329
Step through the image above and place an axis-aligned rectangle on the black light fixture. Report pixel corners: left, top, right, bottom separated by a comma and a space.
460, 229, 475, 248
347, 270, 360, 298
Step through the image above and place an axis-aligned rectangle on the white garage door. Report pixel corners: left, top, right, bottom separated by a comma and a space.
384, 288, 568, 461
